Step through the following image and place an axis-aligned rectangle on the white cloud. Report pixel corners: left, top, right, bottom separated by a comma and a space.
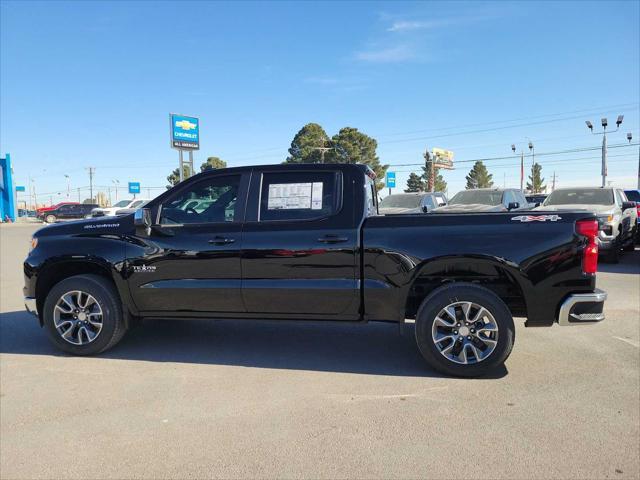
355, 45, 415, 63
387, 19, 451, 32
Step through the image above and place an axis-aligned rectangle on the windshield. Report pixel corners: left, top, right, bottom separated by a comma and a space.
380, 194, 422, 209
113, 200, 131, 208
449, 190, 503, 206
544, 189, 613, 206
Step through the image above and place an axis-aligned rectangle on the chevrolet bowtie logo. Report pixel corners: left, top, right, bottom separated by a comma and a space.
175, 120, 197, 130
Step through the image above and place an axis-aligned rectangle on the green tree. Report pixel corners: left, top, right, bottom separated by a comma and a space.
526, 163, 546, 193
465, 161, 494, 189
327, 127, 388, 190
166, 164, 191, 189
200, 156, 227, 172
405, 172, 425, 192
421, 151, 447, 192
285, 123, 331, 163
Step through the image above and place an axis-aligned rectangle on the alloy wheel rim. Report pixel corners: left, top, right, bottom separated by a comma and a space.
431, 301, 499, 365
53, 290, 103, 345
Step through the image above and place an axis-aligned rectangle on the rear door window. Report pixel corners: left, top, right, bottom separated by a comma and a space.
259, 171, 339, 221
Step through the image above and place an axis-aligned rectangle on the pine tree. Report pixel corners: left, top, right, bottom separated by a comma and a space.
526, 163, 546, 193
405, 172, 425, 192
465, 161, 494, 189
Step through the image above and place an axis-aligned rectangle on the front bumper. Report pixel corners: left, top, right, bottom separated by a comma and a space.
557, 289, 606, 326
24, 297, 38, 317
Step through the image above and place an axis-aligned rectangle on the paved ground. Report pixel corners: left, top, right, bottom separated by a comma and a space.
1, 223, 638, 479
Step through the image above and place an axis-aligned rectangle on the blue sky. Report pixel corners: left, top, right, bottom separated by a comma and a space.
1, 0, 639, 203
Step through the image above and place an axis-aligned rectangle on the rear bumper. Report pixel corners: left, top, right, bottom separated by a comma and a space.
557, 289, 606, 326
24, 297, 38, 317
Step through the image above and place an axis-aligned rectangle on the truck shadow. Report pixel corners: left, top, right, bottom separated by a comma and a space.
0, 310, 507, 379
598, 247, 640, 275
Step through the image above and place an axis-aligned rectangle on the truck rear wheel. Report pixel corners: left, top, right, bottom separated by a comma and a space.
42, 274, 127, 355
415, 283, 515, 377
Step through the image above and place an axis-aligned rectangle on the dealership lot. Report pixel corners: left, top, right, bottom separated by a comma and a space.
1, 223, 638, 479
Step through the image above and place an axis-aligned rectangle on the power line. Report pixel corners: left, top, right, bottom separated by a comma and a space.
386, 142, 638, 168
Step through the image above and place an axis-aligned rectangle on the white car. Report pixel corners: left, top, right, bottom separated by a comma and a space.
91, 199, 149, 217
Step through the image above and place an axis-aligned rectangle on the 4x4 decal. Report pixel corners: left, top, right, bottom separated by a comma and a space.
511, 214, 562, 222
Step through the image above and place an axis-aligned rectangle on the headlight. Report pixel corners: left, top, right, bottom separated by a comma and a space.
29, 237, 38, 253
597, 214, 614, 223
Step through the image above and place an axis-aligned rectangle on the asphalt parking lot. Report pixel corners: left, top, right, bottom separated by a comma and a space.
1, 223, 638, 479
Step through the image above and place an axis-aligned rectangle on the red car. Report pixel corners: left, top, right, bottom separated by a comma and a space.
36, 202, 80, 217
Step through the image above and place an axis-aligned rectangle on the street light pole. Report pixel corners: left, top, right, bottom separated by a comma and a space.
64, 174, 70, 199
586, 115, 624, 188
511, 144, 525, 191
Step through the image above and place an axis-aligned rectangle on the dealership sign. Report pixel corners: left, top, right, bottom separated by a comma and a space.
128, 182, 141, 194
170, 114, 199, 150
433, 148, 454, 169
386, 171, 396, 188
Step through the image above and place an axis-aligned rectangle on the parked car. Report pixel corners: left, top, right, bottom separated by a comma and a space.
433, 188, 529, 213
624, 189, 640, 243
39, 203, 99, 223
379, 192, 447, 214
537, 187, 636, 262
91, 198, 149, 217
24, 164, 606, 377
114, 200, 150, 216
525, 194, 548, 207
36, 202, 80, 217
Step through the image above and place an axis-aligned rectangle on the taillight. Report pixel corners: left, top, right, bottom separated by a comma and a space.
636, 204, 640, 217
576, 219, 598, 274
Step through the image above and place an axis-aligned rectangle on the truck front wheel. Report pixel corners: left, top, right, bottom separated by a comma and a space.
415, 283, 515, 377
42, 274, 127, 355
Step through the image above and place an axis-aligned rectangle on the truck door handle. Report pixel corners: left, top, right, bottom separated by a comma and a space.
208, 237, 235, 245
317, 235, 349, 244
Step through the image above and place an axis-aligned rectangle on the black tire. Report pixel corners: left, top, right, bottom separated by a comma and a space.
415, 283, 515, 378
623, 240, 635, 252
42, 274, 127, 355
45, 214, 57, 223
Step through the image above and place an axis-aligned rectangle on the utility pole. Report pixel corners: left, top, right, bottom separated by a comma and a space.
77, 188, 81, 202
585, 115, 625, 188
552, 172, 557, 191
112, 179, 120, 202
312, 143, 333, 164
86, 167, 96, 203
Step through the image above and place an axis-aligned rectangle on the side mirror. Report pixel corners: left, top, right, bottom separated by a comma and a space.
134, 208, 152, 227
134, 208, 153, 235
422, 206, 429, 213
622, 201, 635, 211
534, 202, 541, 208
508, 202, 520, 210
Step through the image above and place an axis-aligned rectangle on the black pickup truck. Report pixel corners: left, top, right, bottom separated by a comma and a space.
24, 164, 606, 376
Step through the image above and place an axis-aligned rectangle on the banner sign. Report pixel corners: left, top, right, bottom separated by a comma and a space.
128, 182, 141, 194
15, 185, 25, 192
433, 148, 454, 169
170, 114, 200, 150
386, 171, 396, 188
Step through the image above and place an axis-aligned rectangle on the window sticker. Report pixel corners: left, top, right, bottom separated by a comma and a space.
267, 182, 324, 210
